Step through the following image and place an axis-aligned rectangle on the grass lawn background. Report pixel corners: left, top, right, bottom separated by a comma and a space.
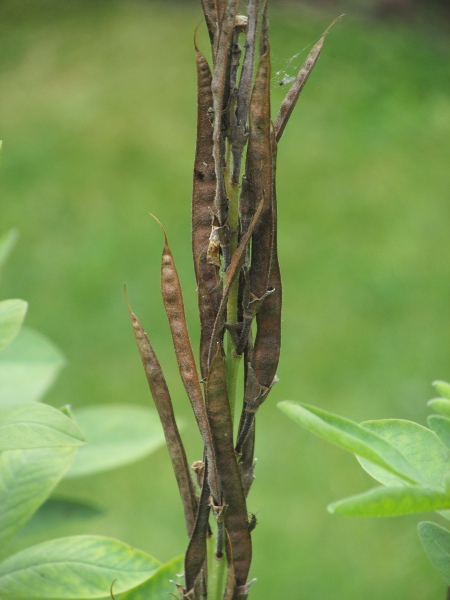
1, 1, 450, 597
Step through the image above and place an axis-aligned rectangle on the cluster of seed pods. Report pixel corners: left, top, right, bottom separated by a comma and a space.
128, 2, 339, 598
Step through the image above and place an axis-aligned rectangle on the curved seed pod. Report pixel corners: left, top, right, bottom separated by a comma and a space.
224, 531, 236, 599
259, 0, 269, 57
207, 198, 264, 367
211, 0, 240, 226
200, 0, 218, 46
192, 36, 222, 379
126, 296, 198, 536
251, 126, 281, 392
247, 46, 272, 304
206, 345, 252, 588
237, 129, 282, 452
152, 215, 220, 503
231, 0, 259, 185
274, 15, 343, 142
184, 462, 212, 594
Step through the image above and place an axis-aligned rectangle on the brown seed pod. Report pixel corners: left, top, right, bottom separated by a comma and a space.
192, 37, 222, 379
126, 294, 198, 536
259, 0, 269, 57
247, 46, 272, 304
152, 215, 220, 504
230, 0, 259, 185
251, 126, 281, 392
184, 461, 212, 594
274, 15, 343, 142
206, 345, 252, 588
211, 0, 240, 226
200, 0, 218, 46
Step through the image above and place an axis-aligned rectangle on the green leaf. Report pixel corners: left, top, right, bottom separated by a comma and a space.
0, 328, 65, 405
358, 420, 450, 491
433, 381, 450, 400
19, 498, 103, 536
428, 398, 450, 418
0, 299, 27, 354
65, 405, 166, 478
418, 521, 450, 584
0, 535, 161, 599
119, 555, 184, 599
329, 486, 450, 517
0, 228, 19, 272
428, 415, 450, 450
0, 447, 74, 547
0, 403, 85, 450
277, 401, 419, 484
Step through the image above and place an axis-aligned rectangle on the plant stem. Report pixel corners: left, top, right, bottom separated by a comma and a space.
207, 531, 227, 600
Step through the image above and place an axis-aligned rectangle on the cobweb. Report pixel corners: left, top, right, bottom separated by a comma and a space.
272, 42, 313, 88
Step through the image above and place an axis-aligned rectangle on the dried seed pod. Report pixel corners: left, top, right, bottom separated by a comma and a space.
192, 40, 222, 379
211, 0, 240, 226
200, 0, 218, 46
247, 46, 272, 304
274, 15, 343, 142
126, 296, 198, 536
153, 216, 220, 503
223, 531, 236, 599
259, 0, 269, 57
184, 462, 212, 594
206, 345, 252, 589
230, 0, 259, 184
251, 126, 281, 392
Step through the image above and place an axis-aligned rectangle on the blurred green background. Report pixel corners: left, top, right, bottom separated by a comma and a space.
1, 0, 450, 597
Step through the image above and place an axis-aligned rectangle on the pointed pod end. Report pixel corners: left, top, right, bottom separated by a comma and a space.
149, 212, 168, 244
194, 20, 203, 52
324, 14, 345, 37
123, 283, 132, 313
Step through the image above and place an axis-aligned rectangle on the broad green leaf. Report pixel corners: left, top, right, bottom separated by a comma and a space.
0, 403, 85, 450
0, 228, 19, 272
0, 447, 74, 547
433, 381, 450, 400
0, 299, 27, 354
358, 420, 450, 491
20, 498, 103, 536
278, 401, 419, 484
428, 398, 450, 418
418, 521, 450, 584
428, 415, 450, 450
0, 328, 65, 405
65, 405, 166, 478
0, 535, 161, 599
119, 555, 184, 599
329, 486, 450, 517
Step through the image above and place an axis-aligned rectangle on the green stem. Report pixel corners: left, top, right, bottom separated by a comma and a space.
207, 531, 227, 600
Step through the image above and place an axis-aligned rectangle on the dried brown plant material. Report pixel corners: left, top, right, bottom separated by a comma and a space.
251, 126, 281, 391
231, 0, 259, 184
126, 296, 198, 536
274, 15, 343, 142
247, 47, 272, 302
211, 0, 241, 226
184, 463, 212, 594
206, 346, 252, 589
200, 0, 219, 45
152, 216, 220, 503
192, 39, 223, 379
259, 0, 269, 57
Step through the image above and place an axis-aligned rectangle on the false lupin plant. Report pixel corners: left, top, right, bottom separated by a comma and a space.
128, 3, 339, 598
